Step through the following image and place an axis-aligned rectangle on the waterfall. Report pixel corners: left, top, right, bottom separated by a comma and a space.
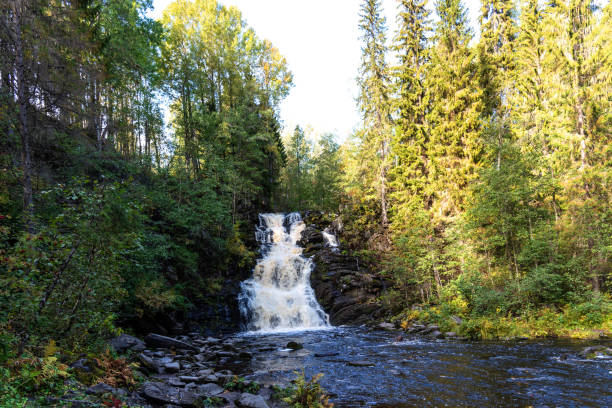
238, 213, 330, 332
322, 228, 339, 250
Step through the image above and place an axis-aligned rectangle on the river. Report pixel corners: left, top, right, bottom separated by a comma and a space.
218, 327, 612, 407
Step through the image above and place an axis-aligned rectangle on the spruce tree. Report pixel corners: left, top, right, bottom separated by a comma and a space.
357, 0, 392, 227
478, 0, 517, 169
390, 0, 431, 202
425, 0, 483, 221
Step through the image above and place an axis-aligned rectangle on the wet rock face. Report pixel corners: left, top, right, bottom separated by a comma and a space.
300, 212, 388, 325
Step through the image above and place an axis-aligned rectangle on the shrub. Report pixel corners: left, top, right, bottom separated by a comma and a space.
283, 372, 333, 408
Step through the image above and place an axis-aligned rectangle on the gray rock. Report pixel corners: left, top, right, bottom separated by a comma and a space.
444, 332, 457, 338
86, 383, 116, 395
196, 368, 214, 376
70, 358, 92, 372
194, 383, 224, 397
139, 353, 163, 374
420, 325, 440, 335
144, 333, 197, 351
430, 330, 444, 339
110, 334, 146, 353
377, 322, 396, 331
258, 386, 273, 400
179, 376, 201, 383
451, 316, 463, 325
286, 341, 303, 350
167, 377, 186, 387
347, 360, 374, 367
236, 392, 269, 408
579, 345, 612, 358
141, 382, 197, 406
164, 361, 181, 373
203, 374, 219, 383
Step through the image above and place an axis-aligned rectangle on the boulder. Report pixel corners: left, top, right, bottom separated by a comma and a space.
377, 322, 396, 331
145, 334, 197, 351
164, 361, 181, 373
139, 353, 164, 374
236, 392, 269, 408
194, 383, 225, 397
86, 383, 116, 396
70, 358, 92, 373
451, 316, 463, 325
420, 325, 440, 335
286, 341, 303, 351
578, 345, 612, 359
179, 376, 201, 383
347, 360, 374, 367
167, 377, 186, 388
110, 334, 146, 353
430, 330, 444, 339
141, 382, 197, 406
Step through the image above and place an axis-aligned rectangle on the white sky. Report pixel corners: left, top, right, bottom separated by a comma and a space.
150, 0, 481, 141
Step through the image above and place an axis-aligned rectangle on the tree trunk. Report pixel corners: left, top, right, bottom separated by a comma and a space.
13, 5, 34, 232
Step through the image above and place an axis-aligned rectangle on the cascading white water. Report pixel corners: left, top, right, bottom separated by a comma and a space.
322, 228, 339, 250
238, 213, 330, 332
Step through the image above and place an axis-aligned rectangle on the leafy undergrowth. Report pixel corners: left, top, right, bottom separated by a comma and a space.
224, 375, 261, 394
272, 371, 334, 408
394, 295, 612, 340
0, 335, 142, 408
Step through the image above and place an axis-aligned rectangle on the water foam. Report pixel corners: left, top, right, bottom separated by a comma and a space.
238, 213, 330, 332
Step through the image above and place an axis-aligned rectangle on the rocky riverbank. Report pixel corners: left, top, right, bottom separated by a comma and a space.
61, 333, 294, 408
298, 212, 390, 325
55, 329, 612, 408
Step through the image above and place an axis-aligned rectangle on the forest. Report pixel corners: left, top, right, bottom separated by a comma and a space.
0, 0, 610, 406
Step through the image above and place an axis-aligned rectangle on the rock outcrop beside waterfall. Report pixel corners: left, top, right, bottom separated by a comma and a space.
299, 212, 388, 325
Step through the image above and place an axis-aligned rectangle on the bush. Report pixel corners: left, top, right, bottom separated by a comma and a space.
282, 372, 333, 408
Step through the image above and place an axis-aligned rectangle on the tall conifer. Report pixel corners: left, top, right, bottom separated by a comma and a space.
390, 0, 431, 202
357, 0, 392, 227
425, 0, 482, 221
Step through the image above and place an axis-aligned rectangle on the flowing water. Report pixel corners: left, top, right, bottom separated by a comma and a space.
238, 213, 329, 332
223, 328, 612, 407
234, 213, 612, 406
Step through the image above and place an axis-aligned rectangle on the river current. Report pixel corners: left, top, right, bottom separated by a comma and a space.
223, 327, 611, 407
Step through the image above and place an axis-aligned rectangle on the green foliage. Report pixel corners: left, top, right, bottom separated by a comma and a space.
224, 376, 260, 394
277, 129, 342, 212
282, 372, 334, 408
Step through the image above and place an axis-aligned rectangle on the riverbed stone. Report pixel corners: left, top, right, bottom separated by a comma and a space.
86, 383, 116, 396
348, 360, 374, 367
145, 333, 197, 351
110, 334, 146, 353
141, 381, 197, 406
430, 330, 444, 339
194, 383, 224, 397
286, 341, 303, 350
377, 322, 396, 331
167, 377, 186, 387
139, 353, 163, 374
579, 345, 612, 358
236, 392, 269, 408
164, 361, 181, 373
179, 375, 201, 383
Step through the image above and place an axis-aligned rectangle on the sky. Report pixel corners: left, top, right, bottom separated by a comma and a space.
150, 0, 481, 141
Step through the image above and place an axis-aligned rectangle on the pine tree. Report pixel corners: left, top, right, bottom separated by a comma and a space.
357, 0, 392, 227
